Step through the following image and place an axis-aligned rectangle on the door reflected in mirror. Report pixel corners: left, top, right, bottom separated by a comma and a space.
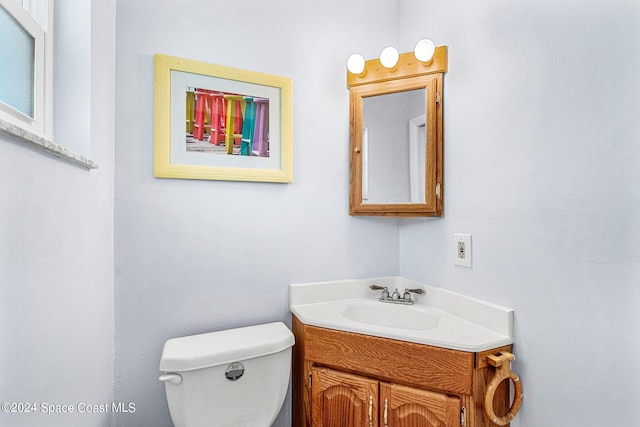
361, 88, 426, 204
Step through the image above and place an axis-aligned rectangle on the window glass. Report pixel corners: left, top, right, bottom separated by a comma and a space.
0, 4, 35, 118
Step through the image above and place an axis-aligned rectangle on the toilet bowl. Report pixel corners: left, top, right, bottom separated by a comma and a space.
159, 322, 295, 427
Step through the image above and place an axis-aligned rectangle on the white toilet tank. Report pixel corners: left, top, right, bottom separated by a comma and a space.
159, 322, 295, 427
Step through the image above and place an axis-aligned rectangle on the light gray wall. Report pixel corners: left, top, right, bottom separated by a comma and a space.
113, 1, 400, 425
398, 0, 640, 425
0, 1, 116, 426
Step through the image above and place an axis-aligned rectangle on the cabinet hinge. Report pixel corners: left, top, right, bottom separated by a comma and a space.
435, 182, 441, 199
460, 406, 467, 427
436, 91, 441, 105
308, 371, 312, 388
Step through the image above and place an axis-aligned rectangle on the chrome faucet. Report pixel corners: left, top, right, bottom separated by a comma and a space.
370, 285, 424, 305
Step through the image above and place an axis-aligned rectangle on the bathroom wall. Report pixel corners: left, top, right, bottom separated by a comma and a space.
6, 1, 633, 426
0, 1, 116, 426
113, 1, 400, 425
398, 0, 640, 425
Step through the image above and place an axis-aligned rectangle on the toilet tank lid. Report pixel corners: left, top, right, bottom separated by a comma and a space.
159, 322, 295, 372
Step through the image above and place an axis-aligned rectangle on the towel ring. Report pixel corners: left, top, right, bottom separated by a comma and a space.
484, 352, 523, 426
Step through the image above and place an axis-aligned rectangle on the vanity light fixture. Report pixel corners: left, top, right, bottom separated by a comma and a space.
346, 38, 437, 76
379, 46, 400, 69
346, 53, 366, 75
413, 38, 436, 63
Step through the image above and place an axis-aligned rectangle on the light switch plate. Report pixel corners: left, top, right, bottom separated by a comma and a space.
453, 234, 472, 267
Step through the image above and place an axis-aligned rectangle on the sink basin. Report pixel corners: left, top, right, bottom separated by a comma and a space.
343, 302, 439, 331
289, 277, 514, 352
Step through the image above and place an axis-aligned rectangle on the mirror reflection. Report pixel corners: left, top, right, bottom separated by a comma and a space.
361, 88, 426, 204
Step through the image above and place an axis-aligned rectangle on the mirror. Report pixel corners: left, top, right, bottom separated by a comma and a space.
348, 47, 446, 217
362, 88, 426, 204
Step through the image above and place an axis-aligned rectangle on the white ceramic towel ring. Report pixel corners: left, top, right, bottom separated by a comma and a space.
483, 352, 523, 426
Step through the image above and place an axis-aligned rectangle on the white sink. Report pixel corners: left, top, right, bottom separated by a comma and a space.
289, 277, 514, 352
342, 301, 439, 331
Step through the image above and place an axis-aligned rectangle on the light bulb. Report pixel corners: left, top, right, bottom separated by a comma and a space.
414, 39, 436, 62
346, 53, 366, 75
379, 46, 399, 69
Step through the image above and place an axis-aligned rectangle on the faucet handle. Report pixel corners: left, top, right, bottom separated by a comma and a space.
403, 288, 424, 302
370, 284, 389, 299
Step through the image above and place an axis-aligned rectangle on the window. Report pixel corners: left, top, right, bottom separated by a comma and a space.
0, 0, 53, 140
0, 0, 96, 168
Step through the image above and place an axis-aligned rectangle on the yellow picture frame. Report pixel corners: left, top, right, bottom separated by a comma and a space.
154, 54, 293, 183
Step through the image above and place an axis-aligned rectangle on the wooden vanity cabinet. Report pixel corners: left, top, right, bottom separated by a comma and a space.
312, 366, 459, 427
311, 367, 378, 426
380, 381, 461, 426
293, 315, 512, 427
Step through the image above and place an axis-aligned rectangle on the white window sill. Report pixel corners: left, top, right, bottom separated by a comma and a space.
0, 118, 98, 169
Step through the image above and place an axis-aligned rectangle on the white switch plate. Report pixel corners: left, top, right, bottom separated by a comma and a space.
453, 234, 472, 267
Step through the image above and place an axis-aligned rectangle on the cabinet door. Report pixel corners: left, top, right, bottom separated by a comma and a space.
311, 366, 379, 427
380, 382, 460, 427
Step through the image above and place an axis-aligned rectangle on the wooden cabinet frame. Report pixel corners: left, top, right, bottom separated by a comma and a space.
293, 315, 513, 427
348, 47, 447, 217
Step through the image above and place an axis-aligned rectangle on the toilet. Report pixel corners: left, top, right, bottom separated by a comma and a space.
159, 322, 295, 427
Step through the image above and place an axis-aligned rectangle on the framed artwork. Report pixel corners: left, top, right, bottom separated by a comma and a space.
154, 54, 293, 182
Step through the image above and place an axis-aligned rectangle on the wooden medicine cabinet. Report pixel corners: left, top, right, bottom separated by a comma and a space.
348, 46, 447, 217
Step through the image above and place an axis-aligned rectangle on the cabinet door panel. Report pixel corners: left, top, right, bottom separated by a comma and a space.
381, 382, 460, 427
312, 367, 378, 427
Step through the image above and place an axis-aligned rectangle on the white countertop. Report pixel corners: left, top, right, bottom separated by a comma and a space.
290, 277, 514, 352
